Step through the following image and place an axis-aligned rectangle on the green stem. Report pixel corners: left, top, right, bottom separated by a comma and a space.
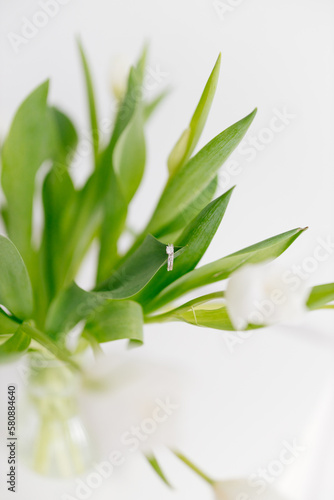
173, 451, 214, 485
22, 323, 80, 371
33, 416, 51, 474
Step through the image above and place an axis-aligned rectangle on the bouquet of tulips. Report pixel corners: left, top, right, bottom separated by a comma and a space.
0, 41, 333, 489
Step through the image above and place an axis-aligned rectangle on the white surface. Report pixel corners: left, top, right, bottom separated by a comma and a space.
1, 0, 334, 499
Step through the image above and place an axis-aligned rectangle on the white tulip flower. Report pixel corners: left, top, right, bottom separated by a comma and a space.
110, 54, 132, 100
225, 261, 309, 330
213, 478, 289, 500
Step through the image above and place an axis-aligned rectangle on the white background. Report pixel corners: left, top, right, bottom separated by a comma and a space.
0, 0, 334, 499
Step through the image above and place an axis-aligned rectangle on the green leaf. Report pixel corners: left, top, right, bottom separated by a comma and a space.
46, 236, 183, 339
41, 108, 78, 300
78, 39, 99, 165
21, 322, 79, 369
84, 300, 143, 344
113, 104, 146, 202
42, 169, 76, 297
0, 325, 30, 362
144, 89, 170, 121
172, 304, 245, 331
0, 309, 20, 335
109, 57, 147, 153
146, 454, 172, 488
0, 235, 34, 319
136, 189, 233, 306
147, 108, 257, 234
168, 54, 221, 176
147, 227, 306, 313
176, 305, 261, 331
46, 283, 104, 339
96, 166, 128, 283
307, 283, 334, 310
97, 235, 183, 298
1, 81, 52, 269
49, 106, 78, 164
154, 176, 218, 241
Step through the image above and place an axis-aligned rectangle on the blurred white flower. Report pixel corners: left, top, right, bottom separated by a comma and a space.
225, 261, 309, 330
213, 478, 289, 499
81, 351, 191, 457
110, 54, 131, 100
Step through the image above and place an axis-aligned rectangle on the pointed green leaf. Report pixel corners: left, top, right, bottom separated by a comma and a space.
49, 106, 78, 164
0, 325, 30, 363
0, 236, 33, 319
154, 176, 218, 241
109, 51, 147, 152
84, 300, 143, 344
1, 81, 52, 268
136, 189, 233, 305
78, 39, 99, 165
113, 104, 146, 202
167, 128, 191, 175
307, 283, 334, 310
168, 54, 221, 176
41, 108, 78, 300
96, 166, 128, 283
146, 455, 172, 488
147, 108, 257, 234
147, 227, 306, 313
144, 89, 170, 121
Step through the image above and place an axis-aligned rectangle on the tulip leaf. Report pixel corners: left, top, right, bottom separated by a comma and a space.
147, 227, 306, 313
78, 39, 99, 165
46, 283, 104, 339
0, 309, 21, 335
147, 108, 257, 234
84, 300, 143, 344
168, 54, 221, 176
21, 322, 78, 368
146, 455, 172, 488
175, 305, 261, 331
0, 326, 30, 362
41, 108, 78, 300
113, 104, 146, 203
144, 89, 170, 121
137, 189, 233, 306
96, 165, 128, 283
154, 176, 218, 241
97, 235, 183, 298
46, 236, 183, 338
1, 81, 52, 269
307, 283, 334, 310
0, 236, 34, 319
109, 55, 147, 153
